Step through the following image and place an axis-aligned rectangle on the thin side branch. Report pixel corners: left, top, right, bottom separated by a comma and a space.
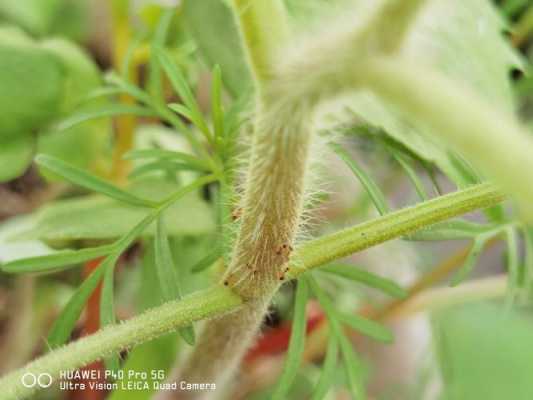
0, 287, 242, 400
288, 183, 505, 278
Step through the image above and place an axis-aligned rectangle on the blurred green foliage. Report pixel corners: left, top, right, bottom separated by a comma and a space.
0, 23, 110, 182
435, 303, 533, 400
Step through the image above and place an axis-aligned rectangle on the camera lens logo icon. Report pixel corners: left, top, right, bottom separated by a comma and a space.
21, 373, 53, 388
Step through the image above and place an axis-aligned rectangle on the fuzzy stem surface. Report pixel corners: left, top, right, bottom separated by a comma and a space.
0, 287, 242, 400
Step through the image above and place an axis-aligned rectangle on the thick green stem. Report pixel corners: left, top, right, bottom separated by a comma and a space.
166, 2, 310, 398
359, 0, 428, 53
230, 0, 290, 85
0, 287, 242, 400
358, 56, 533, 221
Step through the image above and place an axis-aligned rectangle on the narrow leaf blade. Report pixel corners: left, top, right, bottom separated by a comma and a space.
1, 245, 114, 274
451, 234, 492, 286
47, 213, 156, 348
272, 278, 309, 400
504, 226, 520, 308
524, 228, 533, 294
338, 333, 365, 399
57, 104, 157, 131
156, 48, 212, 142
332, 143, 389, 215
154, 217, 195, 345
124, 149, 210, 170
156, 48, 197, 111
36, 154, 157, 207
321, 264, 406, 298
211, 65, 224, 139
100, 258, 121, 374
105, 72, 153, 105
130, 160, 206, 178
391, 151, 429, 201
311, 335, 338, 400
191, 247, 222, 273
47, 255, 116, 348
338, 312, 393, 343
307, 276, 365, 399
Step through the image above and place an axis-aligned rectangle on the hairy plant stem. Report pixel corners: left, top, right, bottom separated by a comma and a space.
166, 0, 517, 396
167, 99, 316, 400
0, 287, 242, 400
160, 2, 303, 399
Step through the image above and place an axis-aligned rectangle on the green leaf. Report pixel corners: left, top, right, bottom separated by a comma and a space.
338, 312, 393, 343
0, 134, 35, 183
129, 160, 207, 178
124, 149, 210, 171
155, 217, 195, 345
191, 247, 222, 273
82, 86, 124, 102
524, 228, 533, 296
182, 0, 251, 96
104, 72, 153, 105
504, 226, 520, 306
47, 212, 157, 348
332, 143, 389, 215
168, 102, 194, 120
391, 151, 428, 201
154, 218, 181, 301
503, 0, 530, 17
57, 104, 157, 131
146, 8, 174, 105
15, 179, 215, 243
156, 49, 201, 112
36, 154, 157, 207
311, 335, 338, 400
451, 233, 494, 286
435, 303, 533, 400
41, 38, 101, 112
167, 103, 212, 141
37, 38, 112, 177
307, 275, 366, 399
338, 333, 365, 399
320, 264, 406, 298
272, 278, 309, 400
0, 1, 86, 38
100, 257, 121, 374
47, 254, 116, 348
1, 244, 115, 274
0, 28, 63, 137
211, 65, 224, 140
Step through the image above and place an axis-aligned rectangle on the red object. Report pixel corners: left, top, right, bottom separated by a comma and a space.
68, 258, 106, 400
245, 304, 325, 363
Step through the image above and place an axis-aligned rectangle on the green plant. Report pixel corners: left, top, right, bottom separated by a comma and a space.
0, 1, 532, 399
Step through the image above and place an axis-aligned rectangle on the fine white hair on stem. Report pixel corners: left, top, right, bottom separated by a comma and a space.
169, 2, 431, 398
